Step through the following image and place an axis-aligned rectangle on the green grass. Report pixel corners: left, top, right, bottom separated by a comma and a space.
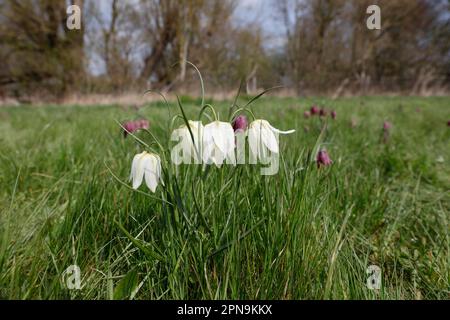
0, 96, 449, 299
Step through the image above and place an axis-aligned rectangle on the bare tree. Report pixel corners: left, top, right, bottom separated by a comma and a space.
274, 0, 449, 94
0, 0, 85, 97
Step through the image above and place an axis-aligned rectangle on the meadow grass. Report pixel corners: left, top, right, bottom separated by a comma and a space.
0, 96, 449, 299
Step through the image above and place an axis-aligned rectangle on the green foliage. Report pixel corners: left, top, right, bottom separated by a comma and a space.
0, 96, 448, 299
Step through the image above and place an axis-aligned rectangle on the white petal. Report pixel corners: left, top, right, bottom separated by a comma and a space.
173, 122, 204, 161
202, 143, 214, 164
249, 120, 275, 158
145, 171, 158, 193
190, 125, 203, 158
189, 120, 204, 134
170, 127, 182, 141
220, 122, 236, 154
226, 147, 236, 165
142, 154, 160, 192
184, 124, 197, 146
210, 122, 227, 155
181, 130, 194, 159
248, 126, 260, 160
259, 142, 270, 162
261, 126, 279, 153
202, 126, 215, 163
130, 152, 142, 181
132, 152, 147, 189
188, 121, 203, 143
203, 121, 235, 166
212, 145, 226, 167
268, 123, 295, 135
221, 122, 236, 165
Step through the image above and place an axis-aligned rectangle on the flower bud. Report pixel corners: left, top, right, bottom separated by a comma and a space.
331, 110, 337, 119
310, 105, 319, 115
232, 115, 248, 133
316, 149, 332, 168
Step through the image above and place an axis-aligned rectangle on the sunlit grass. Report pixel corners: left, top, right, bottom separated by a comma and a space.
0, 96, 449, 299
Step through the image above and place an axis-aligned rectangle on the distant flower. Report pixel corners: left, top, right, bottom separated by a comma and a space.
350, 118, 358, 128
331, 110, 337, 119
123, 121, 138, 137
383, 121, 392, 143
248, 119, 295, 162
130, 151, 163, 192
232, 115, 248, 133
316, 149, 332, 168
137, 119, 149, 130
319, 108, 327, 117
203, 121, 236, 166
304, 111, 311, 118
310, 105, 319, 115
447, 120, 450, 127
123, 119, 149, 137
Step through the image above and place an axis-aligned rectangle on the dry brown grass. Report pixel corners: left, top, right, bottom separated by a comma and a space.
1, 86, 448, 107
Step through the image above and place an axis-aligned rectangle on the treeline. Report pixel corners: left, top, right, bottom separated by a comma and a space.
0, 0, 449, 100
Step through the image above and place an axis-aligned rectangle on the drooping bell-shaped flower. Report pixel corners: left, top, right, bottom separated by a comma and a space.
232, 115, 248, 133
123, 119, 150, 137
137, 119, 149, 130
316, 149, 332, 168
171, 120, 204, 163
331, 110, 337, 120
130, 151, 163, 192
382, 121, 392, 143
310, 105, 319, 115
248, 119, 295, 162
202, 121, 236, 166
304, 111, 311, 119
319, 108, 327, 117
123, 121, 138, 137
